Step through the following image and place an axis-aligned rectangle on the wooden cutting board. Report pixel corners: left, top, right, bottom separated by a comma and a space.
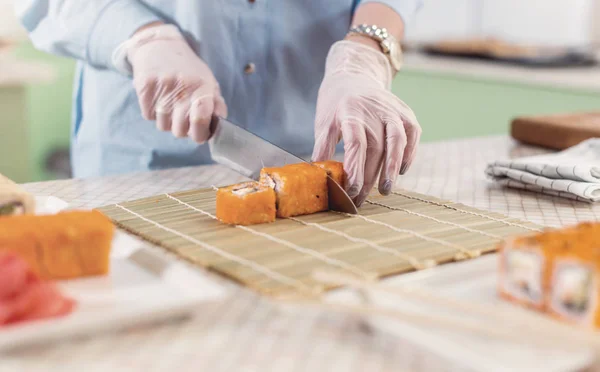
511, 112, 600, 150
423, 38, 597, 67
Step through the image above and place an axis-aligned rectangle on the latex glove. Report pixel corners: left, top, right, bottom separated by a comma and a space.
119, 24, 227, 142
312, 40, 421, 207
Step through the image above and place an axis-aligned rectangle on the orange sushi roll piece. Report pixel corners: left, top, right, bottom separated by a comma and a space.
498, 235, 549, 311
498, 223, 597, 314
216, 182, 276, 226
0, 210, 115, 280
260, 163, 328, 218
546, 223, 600, 328
314, 161, 346, 189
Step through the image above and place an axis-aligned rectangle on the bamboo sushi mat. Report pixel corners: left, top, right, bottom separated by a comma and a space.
97, 188, 543, 298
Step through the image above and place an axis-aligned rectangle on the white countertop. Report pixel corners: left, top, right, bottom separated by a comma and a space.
5, 136, 599, 372
402, 51, 600, 94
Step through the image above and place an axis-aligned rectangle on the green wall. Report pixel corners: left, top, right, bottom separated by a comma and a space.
6, 42, 600, 182
393, 72, 600, 142
14, 42, 75, 182
0, 87, 29, 182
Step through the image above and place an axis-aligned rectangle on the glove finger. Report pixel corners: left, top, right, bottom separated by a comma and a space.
400, 120, 422, 175
188, 85, 215, 144
354, 123, 385, 207
213, 84, 228, 118
341, 119, 367, 201
312, 115, 340, 162
134, 76, 157, 121
156, 112, 172, 132
154, 77, 179, 131
213, 95, 228, 118
378, 117, 407, 195
171, 100, 191, 138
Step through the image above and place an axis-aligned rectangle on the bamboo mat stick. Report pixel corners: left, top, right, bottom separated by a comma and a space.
333, 210, 482, 260
286, 216, 435, 270
165, 193, 376, 280
311, 270, 600, 351
365, 199, 503, 240
390, 191, 544, 231
114, 203, 317, 295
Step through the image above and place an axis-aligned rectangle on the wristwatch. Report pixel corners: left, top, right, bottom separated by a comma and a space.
347, 24, 403, 72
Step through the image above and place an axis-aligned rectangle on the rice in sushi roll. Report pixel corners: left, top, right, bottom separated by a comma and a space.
260, 163, 328, 218
216, 181, 277, 225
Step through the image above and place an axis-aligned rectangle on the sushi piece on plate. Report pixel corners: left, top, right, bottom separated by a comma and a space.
498, 234, 548, 311
0, 173, 35, 216
0, 210, 115, 280
314, 160, 346, 189
497, 227, 575, 311
260, 163, 328, 218
546, 223, 600, 327
216, 181, 277, 226
498, 222, 600, 326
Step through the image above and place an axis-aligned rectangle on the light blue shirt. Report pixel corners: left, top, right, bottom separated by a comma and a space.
18, 0, 422, 178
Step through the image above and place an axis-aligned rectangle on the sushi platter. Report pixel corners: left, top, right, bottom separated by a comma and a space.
0, 195, 225, 352
323, 255, 598, 372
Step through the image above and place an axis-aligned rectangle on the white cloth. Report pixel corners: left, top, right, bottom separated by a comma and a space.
485, 139, 600, 202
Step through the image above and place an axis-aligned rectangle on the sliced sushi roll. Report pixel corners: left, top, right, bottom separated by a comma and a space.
545, 223, 600, 328
498, 235, 548, 311
216, 181, 277, 225
498, 222, 600, 324
0, 173, 35, 216
314, 160, 346, 189
260, 163, 328, 218
0, 210, 115, 280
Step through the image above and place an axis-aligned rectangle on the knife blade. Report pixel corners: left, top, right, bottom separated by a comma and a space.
208, 116, 358, 214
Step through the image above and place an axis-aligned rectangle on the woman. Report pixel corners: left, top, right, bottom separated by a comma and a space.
16, 0, 422, 206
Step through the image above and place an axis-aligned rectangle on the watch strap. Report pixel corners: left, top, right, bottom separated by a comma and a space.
347, 24, 402, 72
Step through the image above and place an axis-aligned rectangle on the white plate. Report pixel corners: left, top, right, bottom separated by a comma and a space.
328, 255, 597, 372
34, 195, 69, 215
0, 197, 227, 352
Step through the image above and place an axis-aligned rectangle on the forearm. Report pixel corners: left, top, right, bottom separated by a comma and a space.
346, 0, 423, 51
350, 2, 405, 41
345, 2, 406, 65
15, 0, 161, 70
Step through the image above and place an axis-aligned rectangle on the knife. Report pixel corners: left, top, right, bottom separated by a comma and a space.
208, 116, 358, 214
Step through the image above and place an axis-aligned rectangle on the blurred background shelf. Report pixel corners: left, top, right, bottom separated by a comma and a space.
395, 57, 600, 143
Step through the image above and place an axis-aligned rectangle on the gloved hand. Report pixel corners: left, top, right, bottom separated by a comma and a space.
120, 24, 227, 143
312, 40, 421, 207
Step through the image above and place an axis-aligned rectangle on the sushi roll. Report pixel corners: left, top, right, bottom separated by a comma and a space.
0, 210, 115, 280
498, 235, 548, 311
497, 227, 572, 311
314, 160, 346, 189
216, 181, 276, 225
260, 163, 328, 218
498, 223, 600, 320
0, 173, 35, 216
546, 223, 600, 327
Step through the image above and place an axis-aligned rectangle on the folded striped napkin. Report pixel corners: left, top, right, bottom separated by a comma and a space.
485, 139, 600, 202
